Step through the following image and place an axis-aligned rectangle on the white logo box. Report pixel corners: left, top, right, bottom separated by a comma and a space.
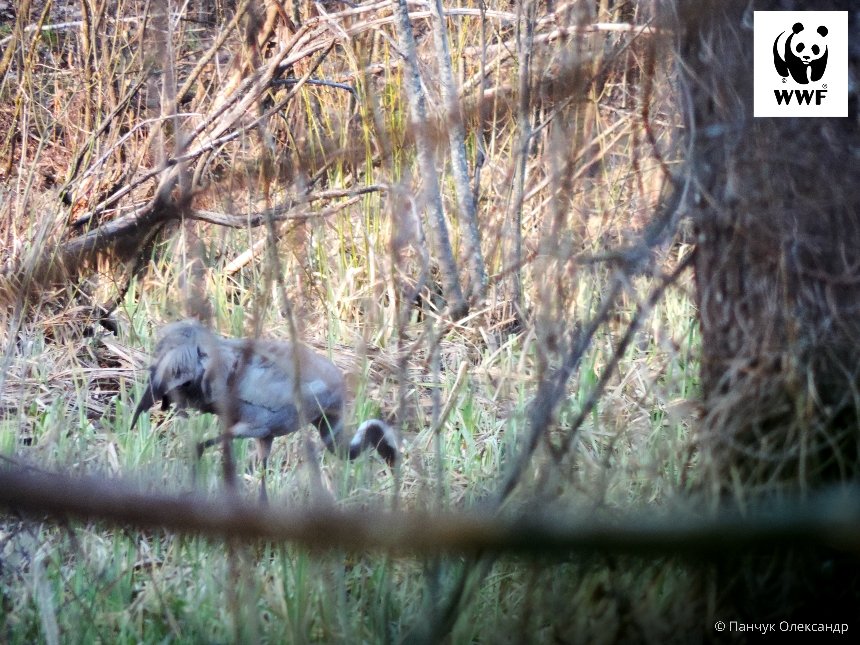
753, 11, 848, 118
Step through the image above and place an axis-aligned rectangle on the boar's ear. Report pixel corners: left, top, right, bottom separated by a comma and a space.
153, 344, 203, 395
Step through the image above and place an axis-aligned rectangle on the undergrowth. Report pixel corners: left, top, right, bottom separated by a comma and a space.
0, 0, 703, 641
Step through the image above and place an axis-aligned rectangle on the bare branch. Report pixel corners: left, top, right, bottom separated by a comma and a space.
1, 467, 860, 557
507, 0, 536, 323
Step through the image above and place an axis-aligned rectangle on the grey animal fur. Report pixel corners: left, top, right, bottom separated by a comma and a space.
131, 319, 399, 497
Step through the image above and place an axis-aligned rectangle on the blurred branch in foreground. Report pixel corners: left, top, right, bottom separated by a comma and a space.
2, 466, 859, 557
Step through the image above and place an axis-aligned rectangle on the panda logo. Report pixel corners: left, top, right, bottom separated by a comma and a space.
773, 22, 829, 84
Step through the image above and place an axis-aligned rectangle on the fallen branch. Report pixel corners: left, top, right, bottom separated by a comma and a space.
218, 193, 368, 274
189, 185, 384, 228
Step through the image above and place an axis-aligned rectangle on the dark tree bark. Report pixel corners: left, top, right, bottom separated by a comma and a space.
674, 0, 860, 620
678, 0, 860, 492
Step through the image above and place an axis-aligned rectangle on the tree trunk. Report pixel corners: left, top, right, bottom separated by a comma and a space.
392, 0, 468, 320
428, 0, 488, 301
675, 0, 860, 620
678, 0, 860, 494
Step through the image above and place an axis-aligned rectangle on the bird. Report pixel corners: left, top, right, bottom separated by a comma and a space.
130, 319, 399, 500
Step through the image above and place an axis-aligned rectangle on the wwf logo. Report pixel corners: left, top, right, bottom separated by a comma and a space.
772, 22, 828, 84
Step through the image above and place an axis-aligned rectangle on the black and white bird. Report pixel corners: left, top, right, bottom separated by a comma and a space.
131, 319, 399, 498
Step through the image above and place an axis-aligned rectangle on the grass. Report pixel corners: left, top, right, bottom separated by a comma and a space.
0, 254, 701, 641
0, 0, 707, 641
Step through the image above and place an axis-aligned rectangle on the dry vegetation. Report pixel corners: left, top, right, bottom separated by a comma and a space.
0, 0, 799, 641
